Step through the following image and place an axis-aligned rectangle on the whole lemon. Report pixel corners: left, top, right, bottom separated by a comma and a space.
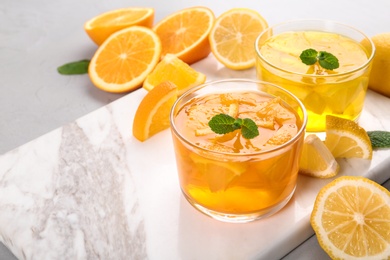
366, 33, 390, 97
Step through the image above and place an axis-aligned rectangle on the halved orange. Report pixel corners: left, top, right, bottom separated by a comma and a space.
84, 7, 154, 45
133, 81, 178, 141
209, 8, 268, 70
89, 26, 161, 93
153, 6, 215, 64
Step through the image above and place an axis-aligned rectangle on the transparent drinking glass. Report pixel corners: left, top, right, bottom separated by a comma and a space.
170, 79, 307, 223
255, 20, 375, 134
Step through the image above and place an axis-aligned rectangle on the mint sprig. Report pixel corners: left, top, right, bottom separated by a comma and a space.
208, 114, 259, 139
367, 131, 390, 149
57, 60, 90, 75
300, 48, 339, 70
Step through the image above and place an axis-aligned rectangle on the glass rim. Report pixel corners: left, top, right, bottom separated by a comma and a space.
254, 19, 376, 78
169, 78, 308, 157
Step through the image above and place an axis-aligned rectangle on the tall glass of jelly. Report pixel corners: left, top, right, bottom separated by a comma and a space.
255, 20, 375, 134
170, 79, 307, 223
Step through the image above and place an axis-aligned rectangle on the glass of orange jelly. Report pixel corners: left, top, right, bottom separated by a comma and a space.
255, 20, 375, 134
170, 79, 307, 222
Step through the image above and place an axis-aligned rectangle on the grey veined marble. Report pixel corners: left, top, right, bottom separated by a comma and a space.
0, 105, 146, 259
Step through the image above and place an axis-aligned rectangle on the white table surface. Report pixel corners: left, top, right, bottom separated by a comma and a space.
1, 0, 390, 259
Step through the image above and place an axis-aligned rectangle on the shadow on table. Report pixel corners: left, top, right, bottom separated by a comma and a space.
0, 242, 17, 260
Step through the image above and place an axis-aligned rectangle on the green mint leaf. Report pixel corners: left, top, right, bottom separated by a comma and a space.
233, 118, 243, 128
208, 114, 239, 134
57, 60, 90, 75
300, 48, 318, 65
300, 49, 339, 70
317, 51, 339, 70
367, 131, 390, 149
240, 118, 259, 139
208, 114, 259, 139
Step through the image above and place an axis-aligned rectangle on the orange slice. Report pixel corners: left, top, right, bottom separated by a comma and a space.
189, 152, 247, 192
89, 26, 161, 93
311, 176, 390, 259
133, 81, 178, 141
153, 6, 215, 64
209, 8, 268, 70
325, 115, 373, 159
143, 53, 206, 95
84, 7, 154, 45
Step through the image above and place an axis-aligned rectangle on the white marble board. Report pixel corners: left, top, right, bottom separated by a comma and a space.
1, 54, 390, 259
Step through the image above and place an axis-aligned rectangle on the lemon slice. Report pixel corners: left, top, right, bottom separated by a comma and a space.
299, 134, 339, 178
325, 115, 373, 159
209, 8, 268, 70
311, 176, 390, 259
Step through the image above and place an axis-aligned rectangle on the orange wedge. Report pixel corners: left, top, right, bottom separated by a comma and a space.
209, 8, 268, 70
143, 53, 206, 95
89, 26, 161, 93
133, 81, 178, 141
153, 6, 215, 64
84, 7, 154, 45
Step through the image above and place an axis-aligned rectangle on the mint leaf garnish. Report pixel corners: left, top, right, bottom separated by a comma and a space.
367, 131, 390, 149
241, 118, 259, 139
300, 49, 339, 70
317, 51, 339, 70
299, 48, 318, 65
208, 114, 241, 134
208, 114, 259, 139
57, 60, 90, 75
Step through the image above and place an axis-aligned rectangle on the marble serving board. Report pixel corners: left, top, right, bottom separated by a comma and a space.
1, 56, 390, 259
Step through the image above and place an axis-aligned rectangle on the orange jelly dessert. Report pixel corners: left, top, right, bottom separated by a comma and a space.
170, 82, 307, 222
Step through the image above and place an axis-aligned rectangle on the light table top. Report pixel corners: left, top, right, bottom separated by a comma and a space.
1, 0, 390, 259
